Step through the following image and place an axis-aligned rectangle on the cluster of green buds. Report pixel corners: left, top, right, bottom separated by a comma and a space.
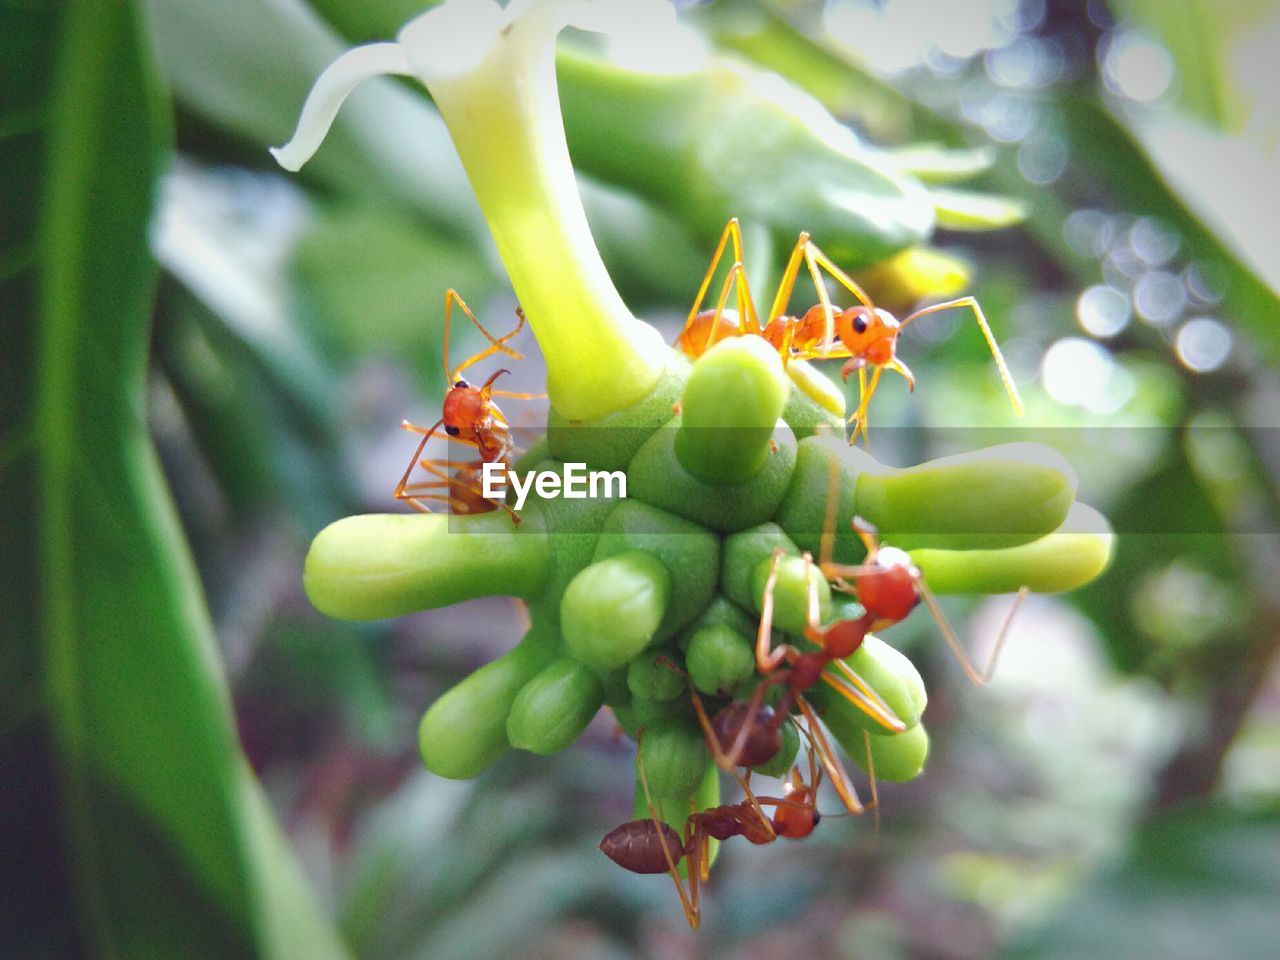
276, 0, 1111, 836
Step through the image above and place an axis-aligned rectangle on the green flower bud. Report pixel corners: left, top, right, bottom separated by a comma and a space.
847, 722, 930, 783
507, 657, 605, 755
675, 337, 790, 483
685, 623, 755, 696
594, 500, 719, 641
418, 635, 556, 779
627, 650, 686, 702
857, 443, 1077, 550
783, 360, 846, 431
826, 635, 927, 736
639, 718, 709, 797
676, 595, 758, 652
720, 523, 800, 612
562, 551, 670, 670
628, 417, 798, 532
633, 693, 695, 727
912, 502, 1113, 594
304, 511, 548, 621
750, 554, 832, 636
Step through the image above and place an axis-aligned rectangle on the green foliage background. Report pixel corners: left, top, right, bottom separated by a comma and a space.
3, 1, 1278, 958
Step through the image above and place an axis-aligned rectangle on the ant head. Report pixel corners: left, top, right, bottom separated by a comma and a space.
839, 307, 900, 365
443, 424, 461, 437
453, 378, 471, 390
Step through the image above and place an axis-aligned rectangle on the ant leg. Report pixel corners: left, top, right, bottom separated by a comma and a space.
444, 289, 526, 383
802, 238, 877, 357
899, 296, 1023, 416
636, 735, 699, 929
393, 418, 444, 506
703, 262, 755, 353
764, 232, 809, 328
863, 729, 880, 822
797, 697, 864, 815
684, 219, 759, 334
846, 366, 885, 446
917, 580, 1029, 686
756, 549, 793, 673
691, 678, 777, 774
702, 736, 777, 843
822, 659, 907, 733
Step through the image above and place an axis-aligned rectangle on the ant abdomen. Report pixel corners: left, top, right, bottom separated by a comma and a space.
711, 701, 782, 768
599, 819, 685, 875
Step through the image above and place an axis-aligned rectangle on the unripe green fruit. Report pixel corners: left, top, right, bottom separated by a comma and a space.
685, 624, 755, 696
750, 719, 800, 778
857, 443, 1077, 551
627, 650, 686, 701
675, 337, 790, 483
594, 500, 719, 641
562, 551, 670, 669
720, 523, 800, 612
639, 718, 710, 797
831, 635, 927, 735
848, 722, 930, 783
912, 502, 1113, 594
418, 636, 556, 779
783, 359, 846, 431
627, 417, 798, 532
750, 554, 832, 636
305, 511, 548, 621
507, 657, 605, 755
632, 693, 694, 726
677, 596, 757, 652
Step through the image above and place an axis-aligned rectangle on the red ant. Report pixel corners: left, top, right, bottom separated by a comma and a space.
689, 546, 902, 816
812, 456, 1030, 687
819, 517, 1028, 687
675, 219, 1024, 442
394, 289, 541, 521
599, 728, 825, 929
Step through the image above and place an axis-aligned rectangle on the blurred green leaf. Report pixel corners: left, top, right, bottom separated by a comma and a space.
1110, 0, 1274, 134
1059, 96, 1280, 360
1004, 803, 1280, 960
556, 49, 934, 267
1, 3, 350, 956
930, 188, 1030, 231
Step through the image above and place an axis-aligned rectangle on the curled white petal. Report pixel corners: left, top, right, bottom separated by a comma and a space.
269, 42, 412, 171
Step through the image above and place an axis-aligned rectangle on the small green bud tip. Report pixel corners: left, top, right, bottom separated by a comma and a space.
304, 512, 548, 621
850, 722, 930, 783
685, 624, 755, 696
675, 337, 791, 484
639, 719, 710, 798
418, 639, 555, 780
627, 652, 687, 702
562, 550, 671, 670
911, 502, 1113, 595
858, 442, 1078, 550
832, 636, 927, 735
750, 554, 832, 636
507, 657, 605, 756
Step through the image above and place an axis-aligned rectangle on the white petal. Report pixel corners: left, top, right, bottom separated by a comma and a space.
269, 42, 412, 172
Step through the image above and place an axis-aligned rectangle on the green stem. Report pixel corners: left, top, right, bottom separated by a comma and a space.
399, 1, 666, 419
